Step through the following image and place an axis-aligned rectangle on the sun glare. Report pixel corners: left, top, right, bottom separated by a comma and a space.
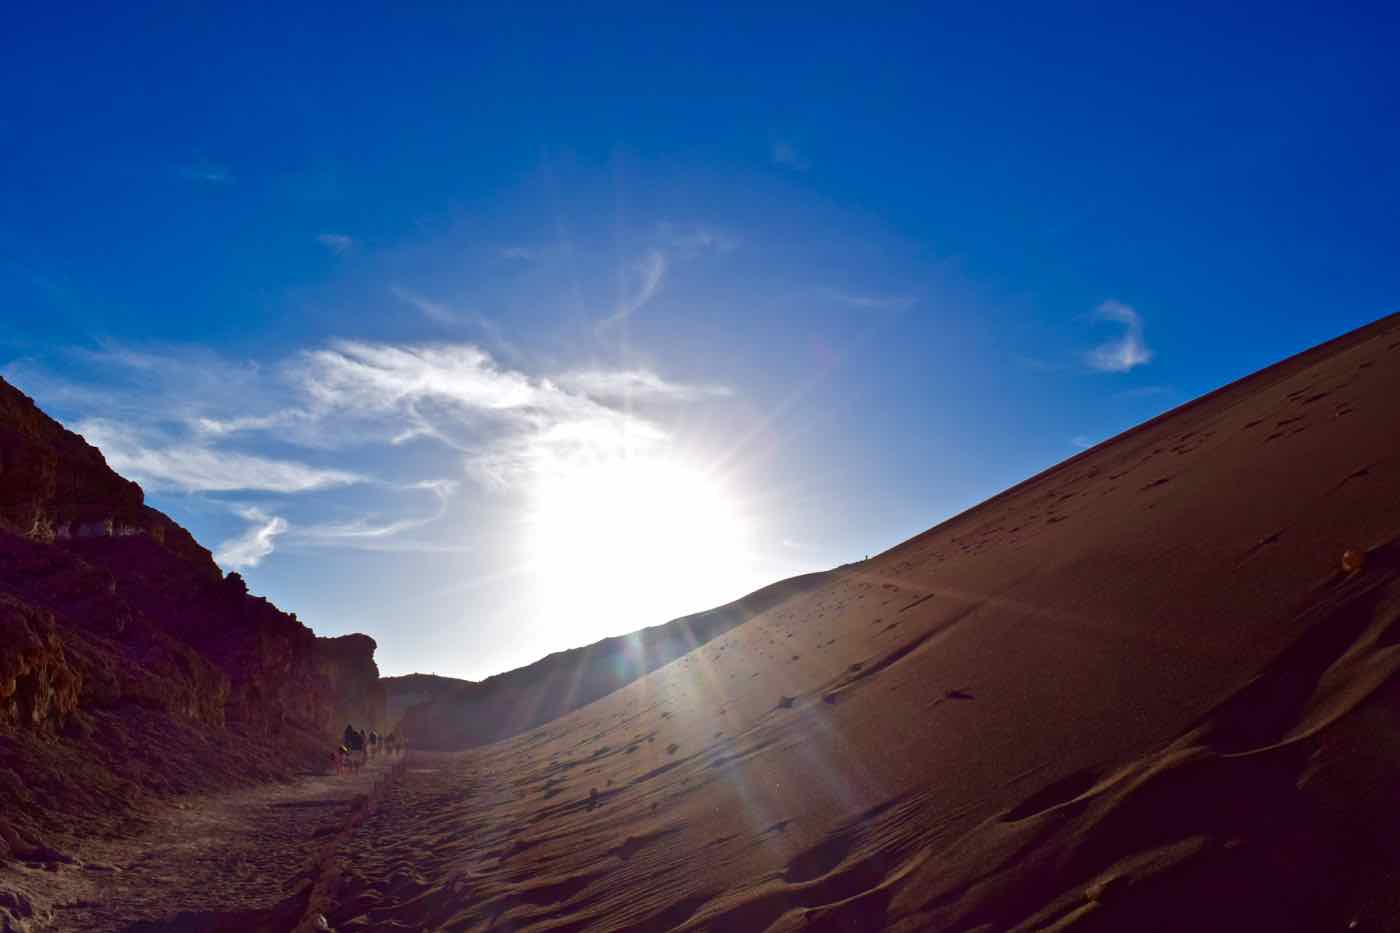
527, 457, 752, 648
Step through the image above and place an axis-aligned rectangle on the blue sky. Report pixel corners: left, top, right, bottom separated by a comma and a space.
4, 4, 1397, 678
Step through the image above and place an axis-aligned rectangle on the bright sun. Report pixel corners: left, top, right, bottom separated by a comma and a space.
527, 457, 752, 647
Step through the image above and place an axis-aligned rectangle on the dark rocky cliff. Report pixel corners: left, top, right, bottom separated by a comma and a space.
0, 376, 384, 856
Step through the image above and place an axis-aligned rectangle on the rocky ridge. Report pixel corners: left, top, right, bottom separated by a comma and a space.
0, 376, 385, 863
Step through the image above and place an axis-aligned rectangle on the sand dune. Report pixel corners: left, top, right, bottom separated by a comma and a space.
395, 571, 835, 750
317, 312, 1400, 930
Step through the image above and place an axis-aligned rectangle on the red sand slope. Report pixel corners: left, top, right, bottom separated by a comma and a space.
320, 313, 1400, 931
397, 572, 835, 750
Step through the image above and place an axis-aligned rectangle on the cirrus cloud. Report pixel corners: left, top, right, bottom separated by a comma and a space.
72, 418, 364, 493
559, 369, 734, 403
8, 336, 734, 570
1085, 300, 1153, 373
214, 507, 288, 570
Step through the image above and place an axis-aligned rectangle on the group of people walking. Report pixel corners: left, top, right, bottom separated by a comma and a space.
331, 723, 403, 773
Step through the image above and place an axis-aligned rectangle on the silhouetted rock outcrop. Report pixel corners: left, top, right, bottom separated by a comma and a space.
381, 672, 473, 731
315, 633, 387, 735
0, 376, 385, 853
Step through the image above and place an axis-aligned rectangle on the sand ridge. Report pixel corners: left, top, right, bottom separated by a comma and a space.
310, 312, 1400, 930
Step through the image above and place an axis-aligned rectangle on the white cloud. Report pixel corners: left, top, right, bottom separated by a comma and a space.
298, 342, 542, 415
15, 339, 730, 568
771, 140, 810, 171
499, 246, 535, 261
215, 508, 288, 569
292, 478, 458, 545
291, 340, 684, 487
192, 410, 308, 436
316, 233, 354, 254
465, 411, 670, 490
560, 369, 733, 403
296, 515, 432, 541
1085, 300, 1153, 372
600, 250, 667, 326
73, 418, 363, 493
409, 478, 459, 498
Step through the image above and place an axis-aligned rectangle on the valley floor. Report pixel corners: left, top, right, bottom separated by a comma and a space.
3, 752, 401, 933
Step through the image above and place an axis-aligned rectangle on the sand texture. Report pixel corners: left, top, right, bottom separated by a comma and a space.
322, 313, 1400, 930
5, 753, 402, 932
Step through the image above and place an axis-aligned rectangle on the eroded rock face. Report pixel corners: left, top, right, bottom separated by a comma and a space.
0, 376, 385, 839
0, 596, 79, 730
314, 634, 387, 734
0, 382, 145, 546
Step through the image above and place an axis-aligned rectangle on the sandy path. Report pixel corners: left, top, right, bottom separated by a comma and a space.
324, 753, 500, 931
4, 753, 402, 932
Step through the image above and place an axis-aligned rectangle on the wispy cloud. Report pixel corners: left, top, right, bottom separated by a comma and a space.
499, 246, 535, 261
600, 250, 667, 326
298, 342, 541, 415
391, 286, 457, 325
215, 507, 288, 569
830, 291, 915, 311
560, 369, 732, 403
72, 418, 363, 493
193, 410, 309, 437
1085, 300, 1152, 373
391, 287, 521, 359
659, 224, 740, 257
14, 339, 729, 568
316, 233, 354, 254
176, 161, 230, 184
771, 140, 810, 171
294, 340, 676, 487
292, 479, 457, 545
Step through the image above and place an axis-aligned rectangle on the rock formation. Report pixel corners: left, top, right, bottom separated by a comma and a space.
0, 376, 385, 856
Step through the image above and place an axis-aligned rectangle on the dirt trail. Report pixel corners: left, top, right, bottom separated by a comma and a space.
2, 753, 403, 933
